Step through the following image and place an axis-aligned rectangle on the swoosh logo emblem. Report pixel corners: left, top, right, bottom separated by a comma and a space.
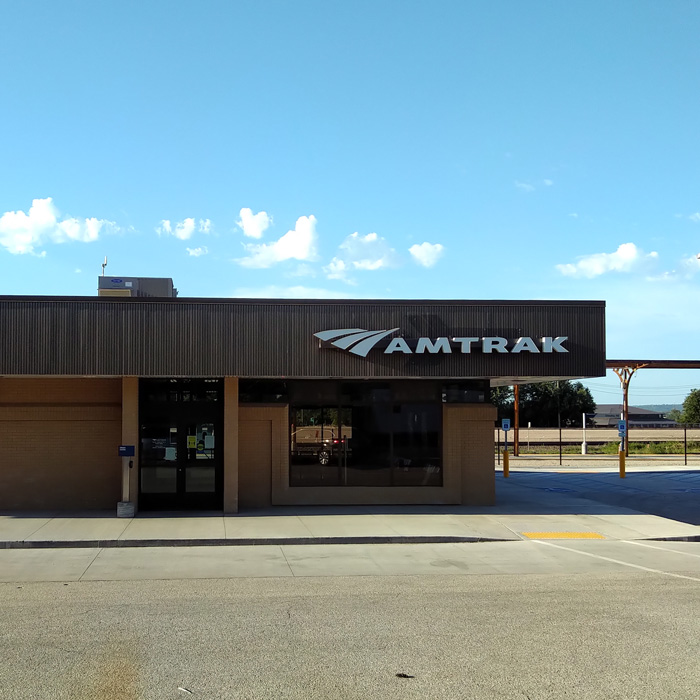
314, 328, 400, 357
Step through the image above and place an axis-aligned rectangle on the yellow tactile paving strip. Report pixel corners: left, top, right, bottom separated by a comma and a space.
521, 532, 605, 540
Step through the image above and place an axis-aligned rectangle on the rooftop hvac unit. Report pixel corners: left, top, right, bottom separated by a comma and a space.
97, 276, 178, 298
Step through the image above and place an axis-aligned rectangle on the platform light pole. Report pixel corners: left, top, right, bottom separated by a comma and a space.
557, 381, 562, 466
612, 365, 647, 456
513, 384, 520, 456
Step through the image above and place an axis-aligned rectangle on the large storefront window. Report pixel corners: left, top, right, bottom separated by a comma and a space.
238, 378, 487, 489
288, 380, 443, 488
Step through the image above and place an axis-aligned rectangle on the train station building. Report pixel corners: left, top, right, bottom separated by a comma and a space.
0, 279, 606, 513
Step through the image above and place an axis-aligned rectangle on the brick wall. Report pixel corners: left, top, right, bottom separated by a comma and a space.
0, 378, 122, 510
443, 403, 497, 505
238, 405, 287, 509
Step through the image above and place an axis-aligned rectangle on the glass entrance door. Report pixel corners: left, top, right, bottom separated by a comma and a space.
183, 421, 217, 496
139, 380, 223, 510
140, 421, 179, 497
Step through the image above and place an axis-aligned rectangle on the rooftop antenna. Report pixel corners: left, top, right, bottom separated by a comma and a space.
101, 256, 108, 276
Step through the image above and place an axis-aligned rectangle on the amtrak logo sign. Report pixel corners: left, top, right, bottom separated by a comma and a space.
314, 328, 401, 357
314, 328, 568, 358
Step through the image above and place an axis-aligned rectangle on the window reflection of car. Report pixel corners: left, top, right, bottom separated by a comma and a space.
317, 438, 351, 465
291, 429, 348, 464
291, 428, 338, 443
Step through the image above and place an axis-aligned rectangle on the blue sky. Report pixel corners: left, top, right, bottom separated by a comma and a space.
1, 1, 699, 405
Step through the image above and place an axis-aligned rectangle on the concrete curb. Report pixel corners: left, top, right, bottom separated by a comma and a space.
0, 535, 519, 549
4, 534, 699, 549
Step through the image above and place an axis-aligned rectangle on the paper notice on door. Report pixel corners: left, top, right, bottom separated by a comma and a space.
187, 436, 197, 449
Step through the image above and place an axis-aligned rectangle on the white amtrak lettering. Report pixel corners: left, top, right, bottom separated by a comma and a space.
314, 329, 570, 356
452, 337, 479, 353
541, 336, 569, 353
416, 337, 452, 354
385, 337, 412, 354
512, 336, 540, 353
482, 337, 508, 353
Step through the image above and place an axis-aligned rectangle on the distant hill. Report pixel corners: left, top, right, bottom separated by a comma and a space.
637, 404, 682, 414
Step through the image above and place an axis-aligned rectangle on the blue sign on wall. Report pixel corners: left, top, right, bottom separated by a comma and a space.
119, 445, 135, 457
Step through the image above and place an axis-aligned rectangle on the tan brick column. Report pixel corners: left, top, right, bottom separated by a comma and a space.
460, 404, 497, 505
121, 377, 140, 510
223, 377, 240, 514
444, 403, 497, 505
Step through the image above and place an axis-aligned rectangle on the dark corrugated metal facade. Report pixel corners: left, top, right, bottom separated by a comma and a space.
0, 297, 605, 380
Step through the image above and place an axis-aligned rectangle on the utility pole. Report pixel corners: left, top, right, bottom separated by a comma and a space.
513, 385, 520, 456
557, 380, 562, 466
612, 365, 647, 456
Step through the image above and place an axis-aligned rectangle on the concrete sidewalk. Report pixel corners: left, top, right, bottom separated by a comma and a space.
3, 466, 700, 548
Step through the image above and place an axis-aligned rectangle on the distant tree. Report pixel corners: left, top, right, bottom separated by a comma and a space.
681, 389, 700, 425
665, 408, 683, 424
519, 381, 596, 428
489, 386, 514, 421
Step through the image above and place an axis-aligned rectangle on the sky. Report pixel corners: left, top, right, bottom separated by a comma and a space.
1, 1, 699, 406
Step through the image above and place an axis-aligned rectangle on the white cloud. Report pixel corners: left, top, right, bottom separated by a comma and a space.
237, 208, 271, 239
237, 215, 318, 268
174, 218, 196, 240
0, 197, 115, 255
645, 251, 700, 282
157, 217, 210, 240
324, 232, 397, 282
231, 285, 353, 299
556, 242, 658, 278
646, 271, 678, 282
680, 254, 700, 275
515, 181, 535, 192
689, 213, 700, 223
409, 242, 445, 267
543, 179, 554, 186
569, 213, 579, 218
325, 258, 357, 285
186, 246, 208, 257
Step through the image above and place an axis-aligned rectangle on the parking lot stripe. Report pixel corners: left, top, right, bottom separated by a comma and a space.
521, 532, 605, 539
623, 540, 700, 559
535, 540, 700, 582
